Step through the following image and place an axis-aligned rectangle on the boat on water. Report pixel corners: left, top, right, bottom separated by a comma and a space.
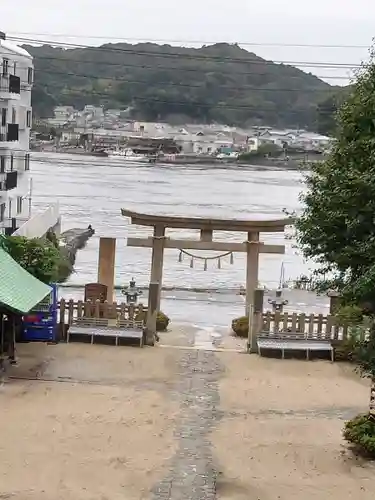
107, 148, 156, 163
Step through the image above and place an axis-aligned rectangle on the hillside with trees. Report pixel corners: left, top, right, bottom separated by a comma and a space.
24, 42, 335, 129
315, 87, 351, 136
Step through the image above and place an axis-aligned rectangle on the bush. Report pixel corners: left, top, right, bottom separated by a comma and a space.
156, 311, 170, 332
135, 310, 170, 332
333, 339, 357, 362
343, 413, 375, 458
232, 316, 249, 338
333, 330, 362, 362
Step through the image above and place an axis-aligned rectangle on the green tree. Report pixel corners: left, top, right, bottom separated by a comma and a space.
296, 52, 375, 430
316, 94, 338, 136
315, 88, 351, 137
296, 56, 375, 307
4, 236, 63, 284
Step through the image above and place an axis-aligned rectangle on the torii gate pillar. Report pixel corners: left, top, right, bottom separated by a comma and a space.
150, 225, 166, 311
246, 232, 260, 316
97, 237, 116, 303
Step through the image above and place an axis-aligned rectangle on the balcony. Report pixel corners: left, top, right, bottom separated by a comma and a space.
0, 170, 18, 191
0, 216, 28, 235
0, 75, 21, 100
0, 124, 19, 149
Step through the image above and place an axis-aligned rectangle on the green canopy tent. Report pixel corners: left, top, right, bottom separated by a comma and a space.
0, 245, 52, 366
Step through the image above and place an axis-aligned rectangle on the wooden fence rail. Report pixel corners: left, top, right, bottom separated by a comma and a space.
260, 312, 358, 341
58, 300, 364, 343
58, 299, 148, 326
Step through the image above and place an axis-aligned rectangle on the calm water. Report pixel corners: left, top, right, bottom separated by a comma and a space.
30, 152, 326, 327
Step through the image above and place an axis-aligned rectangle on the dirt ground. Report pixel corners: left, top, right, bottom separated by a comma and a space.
213, 354, 375, 500
0, 343, 181, 500
0, 341, 375, 499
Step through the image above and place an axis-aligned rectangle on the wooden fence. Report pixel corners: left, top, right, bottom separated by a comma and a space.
58, 299, 148, 326
58, 300, 364, 344
260, 312, 358, 341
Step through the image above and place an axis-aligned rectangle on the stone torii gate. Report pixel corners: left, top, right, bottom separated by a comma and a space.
122, 209, 288, 341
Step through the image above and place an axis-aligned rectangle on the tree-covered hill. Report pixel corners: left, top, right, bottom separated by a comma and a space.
24, 42, 334, 128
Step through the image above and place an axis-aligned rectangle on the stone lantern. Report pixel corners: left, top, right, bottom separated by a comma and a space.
121, 278, 143, 305
268, 289, 288, 313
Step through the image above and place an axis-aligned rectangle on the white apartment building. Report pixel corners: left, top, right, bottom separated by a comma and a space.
0, 32, 34, 235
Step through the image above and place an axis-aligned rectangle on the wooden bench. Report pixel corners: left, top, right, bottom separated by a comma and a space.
67, 317, 145, 347
257, 331, 334, 361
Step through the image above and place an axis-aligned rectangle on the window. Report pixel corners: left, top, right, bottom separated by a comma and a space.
0, 156, 5, 173
25, 153, 30, 171
8, 199, 11, 219
27, 67, 33, 84
0, 203, 5, 222
11, 107, 16, 124
16, 196, 22, 215
2, 58, 9, 77
26, 110, 32, 128
1, 108, 7, 127
10, 154, 13, 171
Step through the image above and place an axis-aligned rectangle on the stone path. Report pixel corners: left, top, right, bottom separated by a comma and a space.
152, 348, 223, 500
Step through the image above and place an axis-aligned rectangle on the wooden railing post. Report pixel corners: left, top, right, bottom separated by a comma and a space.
94, 299, 101, 318
67, 299, 74, 325
77, 300, 83, 319
102, 301, 109, 319
59, 299, 65, 325
84, 299, 91, 318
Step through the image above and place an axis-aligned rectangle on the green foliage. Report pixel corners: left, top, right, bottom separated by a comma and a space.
332, 305, 369, 362
296, 52, 375, 310
343, 414, 375, 458
232, 316, 249, 338
4, 235, 73, 284
135, 310, 170, 332
24, 42, 331, 128
316, 87, 352, 137
156, 311, 170, 332
355, 326, 375, 380
336, 305, 364, 326
316, 94, 338, 136
4, 236, 61, 284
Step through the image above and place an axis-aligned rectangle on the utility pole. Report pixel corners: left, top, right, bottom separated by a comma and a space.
28, 177, 33, 218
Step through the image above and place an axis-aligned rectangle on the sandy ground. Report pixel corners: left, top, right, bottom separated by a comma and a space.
212, 354, 375, 500
0, 343, 180, 500
1, 336, 375, 499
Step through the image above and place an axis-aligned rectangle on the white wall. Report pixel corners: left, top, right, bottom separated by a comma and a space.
0, 37, 33, 231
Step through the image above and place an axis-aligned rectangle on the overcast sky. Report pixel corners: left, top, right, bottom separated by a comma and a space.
2, 0, 375, 85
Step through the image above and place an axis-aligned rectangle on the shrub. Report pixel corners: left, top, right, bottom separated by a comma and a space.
135, 310, 170, 332
156, 311, 170, 332
333, 329, 363, 362
232, 316, 248, 338
343, 413, 375, 458
333, 305, 369, 362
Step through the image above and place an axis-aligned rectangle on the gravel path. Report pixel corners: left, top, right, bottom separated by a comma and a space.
152, 349, 223, 500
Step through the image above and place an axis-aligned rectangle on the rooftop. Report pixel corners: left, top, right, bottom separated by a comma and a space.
0, 34, 33, 59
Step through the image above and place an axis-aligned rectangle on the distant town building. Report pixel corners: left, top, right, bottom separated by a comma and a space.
0, 32, 34, 234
